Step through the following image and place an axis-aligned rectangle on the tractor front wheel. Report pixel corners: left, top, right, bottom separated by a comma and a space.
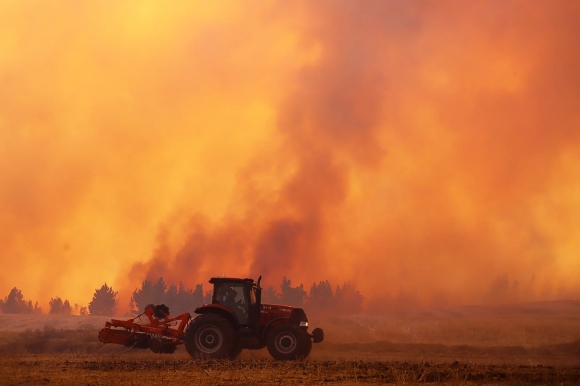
184, 314, 236, 359
300, 332, 313, 358
267, 324, 311, 360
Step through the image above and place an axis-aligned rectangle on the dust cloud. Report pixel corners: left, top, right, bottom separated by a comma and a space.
1, 1, 579, 312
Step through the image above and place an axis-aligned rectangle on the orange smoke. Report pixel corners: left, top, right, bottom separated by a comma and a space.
1, 1, 579, 313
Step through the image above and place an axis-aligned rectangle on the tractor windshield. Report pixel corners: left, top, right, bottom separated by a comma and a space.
214, 283, 249, 325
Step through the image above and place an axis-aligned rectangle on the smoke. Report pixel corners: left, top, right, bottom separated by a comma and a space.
1, 1, 579, 311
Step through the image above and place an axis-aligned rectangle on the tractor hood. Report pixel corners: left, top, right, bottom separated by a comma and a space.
261, 304, 309, 325
261, 303, 300, 314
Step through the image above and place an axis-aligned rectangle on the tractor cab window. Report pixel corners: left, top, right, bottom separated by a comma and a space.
214, 283, 249, 325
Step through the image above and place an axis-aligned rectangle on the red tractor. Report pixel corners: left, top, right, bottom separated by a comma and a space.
98, 276, 324, 360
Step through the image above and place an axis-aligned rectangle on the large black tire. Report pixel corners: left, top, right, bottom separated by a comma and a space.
300, 333, 313, 358
184, 314, 236, 359
267, 324, 311, 360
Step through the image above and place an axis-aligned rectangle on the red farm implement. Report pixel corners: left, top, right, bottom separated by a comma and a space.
98, 304, 190, 354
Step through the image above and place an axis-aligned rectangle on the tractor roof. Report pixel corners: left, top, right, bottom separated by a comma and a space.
209, 277, 255, 285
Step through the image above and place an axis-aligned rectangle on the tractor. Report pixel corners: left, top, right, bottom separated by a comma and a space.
98, 276, 324, 360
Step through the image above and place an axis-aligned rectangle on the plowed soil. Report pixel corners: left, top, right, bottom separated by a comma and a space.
2, 353, 579, 385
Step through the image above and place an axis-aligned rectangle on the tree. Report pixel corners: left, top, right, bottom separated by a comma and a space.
307, 280, 334, 313
130, 277, 167, 314
279, 277, 307, 307
334, 282, 364, 314
88, 283, 117, 316
1, 287, 34, 314
163, 282, 206, 314
32, 301, 42, 314
262, 285, 278, 303
130, 278, 206, 315
62, 299, 72, 315
484, 274, 520, 305
191, 284, 205, 308
164, 283, 178, 310
130, 280, 153, 314
151, 277, 167, 305
203, 289, 212, 304
49, 297, 72, 315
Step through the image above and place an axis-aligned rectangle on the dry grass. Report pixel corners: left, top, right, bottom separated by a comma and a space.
313, 300, 580, 347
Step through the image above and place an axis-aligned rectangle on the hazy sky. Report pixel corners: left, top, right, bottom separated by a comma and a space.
1, 1, 579, 312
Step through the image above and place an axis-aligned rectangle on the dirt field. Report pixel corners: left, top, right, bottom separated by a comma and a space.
2, 353, 580, 385
1, 301, 579, 385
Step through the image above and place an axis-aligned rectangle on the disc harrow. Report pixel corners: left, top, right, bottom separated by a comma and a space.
98, 304, 190, 353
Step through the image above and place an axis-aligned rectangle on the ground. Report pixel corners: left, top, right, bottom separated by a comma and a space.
1, 300, 579, 385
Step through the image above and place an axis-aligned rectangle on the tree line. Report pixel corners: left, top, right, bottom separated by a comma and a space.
262, 278, 364, 315
0, 277, 363, 316
0, 284, 116, 316
128, 277, 363, 316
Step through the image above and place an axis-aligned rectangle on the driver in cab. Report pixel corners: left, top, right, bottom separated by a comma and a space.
216, 286, 247, 324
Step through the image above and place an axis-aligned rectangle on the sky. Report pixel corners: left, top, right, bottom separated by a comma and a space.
1, 0, 579, 313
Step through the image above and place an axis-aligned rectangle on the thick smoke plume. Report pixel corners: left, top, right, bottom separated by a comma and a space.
1, 1, 579, 311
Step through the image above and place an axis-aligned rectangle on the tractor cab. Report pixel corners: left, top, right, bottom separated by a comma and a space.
206, 277, 262, 327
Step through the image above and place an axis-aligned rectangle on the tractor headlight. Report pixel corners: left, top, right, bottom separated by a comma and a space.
299, 321, 309, 327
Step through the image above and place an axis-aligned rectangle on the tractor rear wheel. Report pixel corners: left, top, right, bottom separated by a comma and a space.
184, 314, 236, 359
267, 324, 311, 360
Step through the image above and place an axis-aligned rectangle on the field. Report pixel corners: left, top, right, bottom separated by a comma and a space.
1, 300, 579, 385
